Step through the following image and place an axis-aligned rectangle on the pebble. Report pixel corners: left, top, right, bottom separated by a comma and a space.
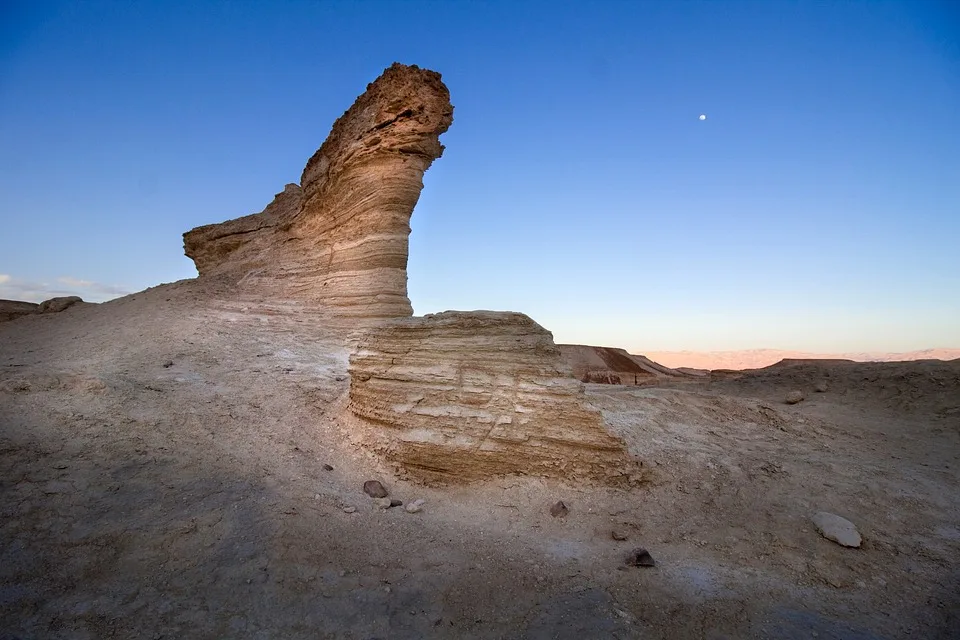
363, 480, 389, 498
375, 497, 393, 509
811, 511, 862, 548
390, 499, 403, 507
342, 506, 356, 514
611, 530, 628, 541
405, 499, 426, 513
322, 464, 334, 471
162, 360, 174, 368
550, 501, 569, 518
784, 390, 805, 405
625, 547, 656, 567
814, 381, 829, 393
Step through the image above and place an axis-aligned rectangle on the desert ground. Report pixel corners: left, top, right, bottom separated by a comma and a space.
2, 279, 958, 639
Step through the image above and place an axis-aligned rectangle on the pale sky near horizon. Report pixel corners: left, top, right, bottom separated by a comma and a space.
1, 1, 958, 353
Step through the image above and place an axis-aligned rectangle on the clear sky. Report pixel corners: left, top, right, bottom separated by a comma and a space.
1, 0, 958, 352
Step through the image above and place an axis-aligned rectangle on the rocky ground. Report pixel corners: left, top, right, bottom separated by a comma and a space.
1, 280, 958, 639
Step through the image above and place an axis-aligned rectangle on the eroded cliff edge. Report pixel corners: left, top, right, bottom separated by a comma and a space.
347, 311, 642, 485
183, 63, 453, 319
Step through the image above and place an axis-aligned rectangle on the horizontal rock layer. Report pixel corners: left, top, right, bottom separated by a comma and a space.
348, 311, 640, 484
183, 63, 453, 319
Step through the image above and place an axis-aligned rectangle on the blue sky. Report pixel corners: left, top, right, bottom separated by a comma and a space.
1, 0, 957, 352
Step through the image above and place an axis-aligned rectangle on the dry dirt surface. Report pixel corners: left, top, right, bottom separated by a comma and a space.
2, 280, 959, 639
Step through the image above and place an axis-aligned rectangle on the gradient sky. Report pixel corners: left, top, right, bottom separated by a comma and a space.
1, 0, 958, 352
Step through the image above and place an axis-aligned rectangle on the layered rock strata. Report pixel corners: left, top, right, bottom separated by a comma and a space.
183, 63, 453, 319
348, 311, 640, 484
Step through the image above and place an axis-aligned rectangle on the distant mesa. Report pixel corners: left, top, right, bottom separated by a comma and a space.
183, 63, 453, 320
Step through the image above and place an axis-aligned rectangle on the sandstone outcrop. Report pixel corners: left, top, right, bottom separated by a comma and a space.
348, 312, 641, 484
183, 63, 453, 319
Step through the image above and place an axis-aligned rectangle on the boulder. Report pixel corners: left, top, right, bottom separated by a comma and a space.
812, 511, 862, 548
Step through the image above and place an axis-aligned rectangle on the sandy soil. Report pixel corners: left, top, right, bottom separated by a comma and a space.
643, 349, 960, 371
1, 280, 958, 639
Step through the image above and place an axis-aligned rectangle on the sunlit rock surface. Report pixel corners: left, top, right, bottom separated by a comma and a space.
348, 311, 641, 484
183, 63, 453, 319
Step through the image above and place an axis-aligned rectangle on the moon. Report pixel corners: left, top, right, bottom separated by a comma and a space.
699, 114, 707, 121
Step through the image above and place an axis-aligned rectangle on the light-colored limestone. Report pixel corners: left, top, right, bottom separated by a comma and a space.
348, 311, 641, 484
183, 63, 453, 319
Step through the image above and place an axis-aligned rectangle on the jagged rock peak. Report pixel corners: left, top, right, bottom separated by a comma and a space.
183, 63, 453, 319
347, 311, 642, 485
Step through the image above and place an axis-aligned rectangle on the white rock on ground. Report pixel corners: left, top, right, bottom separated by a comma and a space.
812, 511, 862, 548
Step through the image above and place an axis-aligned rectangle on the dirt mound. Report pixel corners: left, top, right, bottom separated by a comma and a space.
559, 344, 706, 385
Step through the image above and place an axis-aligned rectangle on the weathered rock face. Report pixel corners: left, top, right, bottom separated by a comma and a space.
348, 311, 640, 484
37, 296, 84, 314
0, 299, 38, 323
183, 63, 453, 319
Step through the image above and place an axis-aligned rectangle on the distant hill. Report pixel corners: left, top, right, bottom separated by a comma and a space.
641, 348, 960, 371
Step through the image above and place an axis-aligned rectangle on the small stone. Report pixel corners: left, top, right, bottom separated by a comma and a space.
363, 480, 389, 498
611, 530, 628, 541
335, 375, 347, 382
625, 547, 656, 567
390, 499, 403, 507
342, 506, 356, 514
162, 360, 174, 368
814, 381, 828, 393
550, 501, 569, 518
405, 499, 425, 513
375, 497, 392, 509
811, 511, 861, 548
784, 390, 805, 405
322, 464, 334, 471
338, 570, 346, 577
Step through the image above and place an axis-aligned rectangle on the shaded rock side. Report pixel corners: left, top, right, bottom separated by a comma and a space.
559, 344, 706, 385
37, 296, 84, 313
0, 299, 39, 322
348, 311, 640, 484
183, 63, 454, 319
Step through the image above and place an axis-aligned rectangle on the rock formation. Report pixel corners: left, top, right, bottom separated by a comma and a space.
182, 63, 642, 484
348, 312, 641, 484
559, 344, 706, 385
1, 297, 86, 322
37, 296, 84, 314
0, 300, 38, 323
183, 63, 454, 319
